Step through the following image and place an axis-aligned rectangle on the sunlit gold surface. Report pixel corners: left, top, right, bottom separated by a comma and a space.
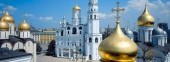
1, 12, 14, 23
18, 20, 30, 31
138, 6, 154, 26
0, 19, 9, 31
98, 21, 138, 62
73, 4, 80, 11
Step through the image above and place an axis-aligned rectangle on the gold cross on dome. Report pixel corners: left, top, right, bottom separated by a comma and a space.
112, 1, 125, 22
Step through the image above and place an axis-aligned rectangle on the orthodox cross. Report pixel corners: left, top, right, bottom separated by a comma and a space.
112, 1, 125, 22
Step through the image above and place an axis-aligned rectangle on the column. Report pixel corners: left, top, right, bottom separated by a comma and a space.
69, 49, 71, 58
61, 48, 63, 57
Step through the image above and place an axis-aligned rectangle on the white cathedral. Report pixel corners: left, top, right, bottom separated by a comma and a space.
55, 0, 102, 61
0, 12, 36, 62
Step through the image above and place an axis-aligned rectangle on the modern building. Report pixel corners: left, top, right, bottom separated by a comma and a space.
31, 28, 56, 44
55, 0, 102, 61
158, 23, 168, 31
0, 11, 36, 62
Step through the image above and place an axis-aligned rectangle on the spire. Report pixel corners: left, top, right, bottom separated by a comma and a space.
73, 0, 80, 11
112, 1, 125, 25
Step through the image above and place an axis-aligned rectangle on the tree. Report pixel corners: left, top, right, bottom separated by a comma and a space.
36, 43, 42, 54
46, 40, 56, 56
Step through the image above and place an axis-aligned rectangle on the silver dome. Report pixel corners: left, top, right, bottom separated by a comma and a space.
152, 27, 164, 35
124, 28, 133, 35
163, 31, 167, 35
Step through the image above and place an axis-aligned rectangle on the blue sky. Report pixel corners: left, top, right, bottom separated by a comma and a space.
0, 0, 170, 30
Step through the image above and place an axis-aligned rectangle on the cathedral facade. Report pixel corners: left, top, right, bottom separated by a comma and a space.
0, 12, 36, 62
55, 0, 102, 61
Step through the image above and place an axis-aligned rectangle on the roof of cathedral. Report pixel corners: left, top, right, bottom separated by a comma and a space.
123, 28, 133, 36
137, 5, 154, 26
0, 19, 9, 31
1, 12, 14, 23
152, 27, 165, 36
18, 20, 30, 31
145, 49, 165, 59
0, 48, 31, 60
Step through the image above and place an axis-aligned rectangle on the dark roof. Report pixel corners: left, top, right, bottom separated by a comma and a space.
0, 48, 31, 60
0, 39, 11, 46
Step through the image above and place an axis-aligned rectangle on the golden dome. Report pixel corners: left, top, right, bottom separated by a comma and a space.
1, 12, 14, 23
18, 20, 30, 31
73, 4, 80, 11
98, 21, 138, 62
0, 19, 9, 31
138, 5, 154, 26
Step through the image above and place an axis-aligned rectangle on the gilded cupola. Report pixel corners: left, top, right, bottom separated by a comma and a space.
138, 5, 154, 26
0, 18, 9, 31
1, 12, 14, 23
18, 20, 30, 31
73, 4, 80, 11
98, 1, 138, 62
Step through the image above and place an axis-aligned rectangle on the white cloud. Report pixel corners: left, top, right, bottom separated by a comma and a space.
127, 0, 157, 11
23, 13, 34, 17
39, 16, 54, 21
99, 12, 115, 20
5, 6, 17, 11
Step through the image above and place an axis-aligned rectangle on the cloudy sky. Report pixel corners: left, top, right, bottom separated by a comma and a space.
0, 0, 169, 30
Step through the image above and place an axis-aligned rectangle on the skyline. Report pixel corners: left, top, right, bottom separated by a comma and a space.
0, 0, 169, 29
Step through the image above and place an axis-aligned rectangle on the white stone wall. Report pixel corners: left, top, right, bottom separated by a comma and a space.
13, 42, 24, 50
19, 31, 30, 38
8, 23, 16, 36
0, 31, 9, 39
138, 26, 153, 42
1, 42, 12, 50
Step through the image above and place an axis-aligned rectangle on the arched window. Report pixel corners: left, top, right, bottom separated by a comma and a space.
67, 27, 70, 30
95, 38, 98, 43
72, 27, 77, 34
90, 15, 92, 19
94, 15, 97, 19
89, 38, 92, 43
79, 27, 82, 30
89, 55, 92, 60
61, 30, 64, 36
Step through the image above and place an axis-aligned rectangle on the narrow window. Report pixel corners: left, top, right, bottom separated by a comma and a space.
89, 38, 92, 43
80, 31, 82, 34
94, 15, 97, 19
95, 38, 98, 43
68, 31, 69, 34
61, 30, 64, 36
90, 15, 92, 19
72, 27, 77, 34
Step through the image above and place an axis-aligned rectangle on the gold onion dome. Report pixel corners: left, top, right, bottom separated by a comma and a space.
1, 12, 14, 23
0, 19, 9, 31
138, 5, 154, 26
18, 20, 30, 31
98, 21, 138, 62
73, 4, 80, 11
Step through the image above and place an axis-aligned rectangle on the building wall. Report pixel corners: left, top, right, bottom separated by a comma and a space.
31, 30, 56, 44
